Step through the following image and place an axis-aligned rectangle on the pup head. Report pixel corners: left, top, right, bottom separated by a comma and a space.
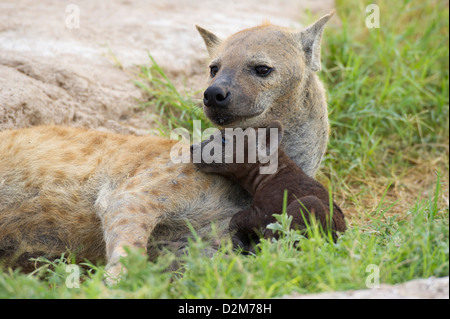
190, 120, 284, 177
196, 11, 334, 127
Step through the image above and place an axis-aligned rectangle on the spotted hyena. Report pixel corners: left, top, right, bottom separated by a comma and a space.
0, 12, 334, 279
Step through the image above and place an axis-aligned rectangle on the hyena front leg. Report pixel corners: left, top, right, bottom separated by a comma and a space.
95, 184, 160, 282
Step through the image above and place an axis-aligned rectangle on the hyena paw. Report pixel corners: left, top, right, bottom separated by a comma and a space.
104, 262, 126, 286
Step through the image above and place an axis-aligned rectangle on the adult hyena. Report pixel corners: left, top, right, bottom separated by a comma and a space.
0, 12, 334, 278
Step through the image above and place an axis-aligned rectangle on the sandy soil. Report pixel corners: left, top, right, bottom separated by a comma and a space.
0, 0, 334, 134
286, 276, 449, 299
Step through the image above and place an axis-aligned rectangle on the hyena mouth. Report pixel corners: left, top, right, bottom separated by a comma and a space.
208, 113, 236, 126
205, 106, 265, 127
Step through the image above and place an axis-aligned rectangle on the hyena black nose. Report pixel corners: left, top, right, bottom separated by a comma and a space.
203, 86, 231, 108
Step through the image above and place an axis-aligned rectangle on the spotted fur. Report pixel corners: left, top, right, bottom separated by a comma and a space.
197, 11, 334, 176
0, 12, 334, 278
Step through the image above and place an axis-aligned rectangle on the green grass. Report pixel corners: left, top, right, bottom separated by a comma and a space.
319, 0, 449, 221
1, 0, 448, 298
1, 178, 447, 298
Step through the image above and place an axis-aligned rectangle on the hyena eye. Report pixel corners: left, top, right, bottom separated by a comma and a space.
254, 65, 273, 77
210, 65, 219, 77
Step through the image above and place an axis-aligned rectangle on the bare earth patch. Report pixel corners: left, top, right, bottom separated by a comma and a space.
285, 276, 449, 299
0, 0, 333, 134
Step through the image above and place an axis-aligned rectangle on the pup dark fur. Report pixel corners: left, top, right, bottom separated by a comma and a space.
191, 121, 346, 252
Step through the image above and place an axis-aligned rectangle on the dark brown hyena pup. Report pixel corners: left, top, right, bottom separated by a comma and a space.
191, 121, 346, 252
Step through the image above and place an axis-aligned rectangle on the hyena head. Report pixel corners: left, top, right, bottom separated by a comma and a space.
190, 120, 284, 177
196, 11, 334, 128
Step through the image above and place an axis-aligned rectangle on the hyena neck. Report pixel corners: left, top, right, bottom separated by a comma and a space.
278, 73, 329, 178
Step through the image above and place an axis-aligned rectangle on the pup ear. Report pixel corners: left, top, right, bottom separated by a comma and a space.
295, 10, 334, 72
196, 25, 223, 57
266, 120, 284, 145
265, 120, 283, 154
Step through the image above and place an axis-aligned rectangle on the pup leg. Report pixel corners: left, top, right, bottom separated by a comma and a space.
229, 208, 273, 253
264, 195, 345, 242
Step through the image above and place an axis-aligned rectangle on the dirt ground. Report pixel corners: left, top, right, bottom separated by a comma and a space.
0, 0, 334, 134
286, 276, 449, 299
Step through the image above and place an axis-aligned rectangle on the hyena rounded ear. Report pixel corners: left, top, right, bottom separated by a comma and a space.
196, 25, 223, 57
295, 10, 334, 72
